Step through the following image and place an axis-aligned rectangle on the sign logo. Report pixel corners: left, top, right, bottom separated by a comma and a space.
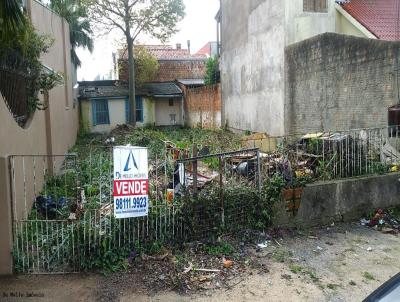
124, 151, 139, 172
113, 147, 149, 219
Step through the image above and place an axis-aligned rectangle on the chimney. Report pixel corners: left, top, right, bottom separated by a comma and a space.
176, 43, 181, 50
187, 40, 191, 54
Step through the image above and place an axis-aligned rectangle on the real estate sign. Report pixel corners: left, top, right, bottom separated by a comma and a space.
113, 146, 149, 219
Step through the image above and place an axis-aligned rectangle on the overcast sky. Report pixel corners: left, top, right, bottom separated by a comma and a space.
77, 0, 220, 81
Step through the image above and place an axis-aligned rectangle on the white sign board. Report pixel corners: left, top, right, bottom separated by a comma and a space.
113, 146, 149, 219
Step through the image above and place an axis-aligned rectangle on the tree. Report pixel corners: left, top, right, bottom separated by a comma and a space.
134, 45, 159, 84
0, 0, 26, 42
50, 0, 94, 67
90, 0, 185, 126
204, 56, 219, 86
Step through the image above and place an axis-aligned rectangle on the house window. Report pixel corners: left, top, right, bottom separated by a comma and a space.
303, 0, 327, 12
169, 98, 174, 107
92, 99, 110, 125
125, 96, 144, 123
136, 97, 144, 122
388, 105, 400, 137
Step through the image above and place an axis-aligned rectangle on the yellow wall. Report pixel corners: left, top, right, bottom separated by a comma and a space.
335, 4, 376, 39
82, 98, 126, 133
155, 98, 183, 126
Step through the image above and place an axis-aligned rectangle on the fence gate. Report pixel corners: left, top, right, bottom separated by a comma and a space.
9, 150, 184, 274
9, 155, 80, 273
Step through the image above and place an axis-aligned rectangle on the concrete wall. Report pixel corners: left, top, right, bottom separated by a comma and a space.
220, 0, 285, 136
0, 0, 79, 274
285, 0, 336, 45
285, 33, 400, 134
275, 173, 400, 227
155, 98, 183, 126
184, 84, 221, 129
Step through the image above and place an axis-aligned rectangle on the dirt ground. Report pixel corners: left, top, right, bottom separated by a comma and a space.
1, 222, 400, 302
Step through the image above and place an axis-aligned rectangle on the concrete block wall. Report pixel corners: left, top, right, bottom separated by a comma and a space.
285, 33, 400, 135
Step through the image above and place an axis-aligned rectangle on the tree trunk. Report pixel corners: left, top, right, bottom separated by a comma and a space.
127, 36, 136, 126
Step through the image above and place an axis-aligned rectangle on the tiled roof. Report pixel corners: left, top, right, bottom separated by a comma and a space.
119, 45, 207, 61
341, 0, 400, 41
78, 81, 182, 99
196, 42, 212, 56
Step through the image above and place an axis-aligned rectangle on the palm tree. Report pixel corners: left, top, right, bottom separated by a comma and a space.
50, 0, 93, 67
0, 0, 26, 41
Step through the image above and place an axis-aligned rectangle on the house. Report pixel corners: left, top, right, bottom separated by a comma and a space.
195, 42, 219, 58
118, 44, 207, 83
78, 80, 184, 132
219, 0, 400, 136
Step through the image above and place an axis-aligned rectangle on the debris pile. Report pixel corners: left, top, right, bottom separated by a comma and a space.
360, 208, 400, 234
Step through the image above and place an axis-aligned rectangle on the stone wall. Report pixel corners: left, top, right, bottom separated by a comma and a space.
183, 84, 221, 128
285, 33, 400, 135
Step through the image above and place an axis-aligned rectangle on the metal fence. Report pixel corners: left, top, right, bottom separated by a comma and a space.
9, 126, 400, 274
248, 126, 400, 183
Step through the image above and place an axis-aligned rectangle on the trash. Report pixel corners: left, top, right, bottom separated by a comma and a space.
313, 246, 323, 253
223, 259, 234, 269
34, 196, 66, 219
257, 241, 269, 249
142, 253, 169, 261
166, 189, 174, 202
360, 218, 370, 226
367, 247, 373, 252
360, 209, 400, 234
105, 137, 115, 144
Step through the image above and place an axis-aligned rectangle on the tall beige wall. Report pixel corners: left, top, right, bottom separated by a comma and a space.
0, 0, 79, 274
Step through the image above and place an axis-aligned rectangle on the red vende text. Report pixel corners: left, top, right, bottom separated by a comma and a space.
113, 180, 148, 196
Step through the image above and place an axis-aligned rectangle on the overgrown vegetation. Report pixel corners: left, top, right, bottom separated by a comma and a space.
204, 56, 219, 85
0, 7, 64, 121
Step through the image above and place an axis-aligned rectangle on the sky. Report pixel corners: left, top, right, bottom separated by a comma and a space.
77, 0, 220, 81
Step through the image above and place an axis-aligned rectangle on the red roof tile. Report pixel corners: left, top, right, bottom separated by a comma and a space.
342, 0, 400, 41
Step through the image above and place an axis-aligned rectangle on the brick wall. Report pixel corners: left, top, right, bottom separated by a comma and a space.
184, 84, 221, 128
119, 59, 206, 82
285, 33, 400, 135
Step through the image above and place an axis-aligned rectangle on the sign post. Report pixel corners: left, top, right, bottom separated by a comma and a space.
113, 146, 149, 219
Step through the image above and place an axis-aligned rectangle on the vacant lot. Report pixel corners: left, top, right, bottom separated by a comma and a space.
1, 222, 399, 302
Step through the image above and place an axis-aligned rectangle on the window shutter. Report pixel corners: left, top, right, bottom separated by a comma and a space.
104, 100, 110, 124
125, 98, 130, 123
92, 100, 97, 126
